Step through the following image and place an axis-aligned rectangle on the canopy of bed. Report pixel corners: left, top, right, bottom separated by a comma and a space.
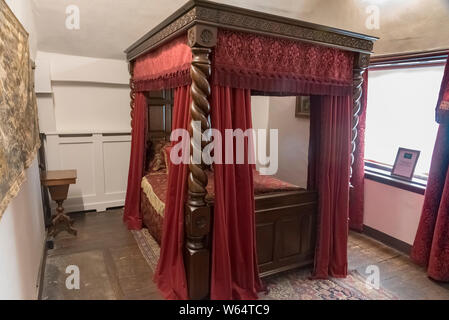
132, 30, 355, 96
124, 0, 377, 300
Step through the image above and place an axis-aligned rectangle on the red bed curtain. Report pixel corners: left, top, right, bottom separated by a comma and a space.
154, 85, 262, 300
349, 71, 368, 232
154, 85, 191, 299
210, 85, 263, 299
126, 28, 358, 297
213, 29, 355, 281
308, 95, 352, 278
123, 92, 147, 230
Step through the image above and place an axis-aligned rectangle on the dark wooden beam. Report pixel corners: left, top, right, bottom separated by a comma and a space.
371, 49, 449, 64
369, 49, 449, 70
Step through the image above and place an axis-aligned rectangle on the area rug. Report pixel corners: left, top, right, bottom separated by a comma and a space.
132, 228, 396, 300
131, 228, 160, 272
259, 268, 396, 300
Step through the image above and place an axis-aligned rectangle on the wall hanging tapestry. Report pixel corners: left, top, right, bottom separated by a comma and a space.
0, 0, 40, 219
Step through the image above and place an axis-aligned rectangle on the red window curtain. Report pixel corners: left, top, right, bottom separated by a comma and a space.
411, 58, 449, 281
210, 85, 263, 299
123, 92, 148, 230
349, 71, 368, 232
411, 123, 449, 281
436, 57, 449, 125
154, 85, 191, 299
308, 95, 352, 278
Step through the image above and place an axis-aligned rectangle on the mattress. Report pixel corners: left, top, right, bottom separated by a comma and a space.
141, 170, 303, 244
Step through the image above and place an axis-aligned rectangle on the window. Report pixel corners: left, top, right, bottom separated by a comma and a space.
365, 65, 445, 179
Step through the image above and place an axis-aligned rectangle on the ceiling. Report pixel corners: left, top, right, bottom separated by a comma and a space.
32, 0, 323, 60
32, 0, 449, 60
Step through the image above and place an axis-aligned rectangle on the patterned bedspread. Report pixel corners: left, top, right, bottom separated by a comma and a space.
141, 170, 303, 244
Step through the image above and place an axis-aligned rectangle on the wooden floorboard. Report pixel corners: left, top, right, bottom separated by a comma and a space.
41, 209, 162, 300
41, 209, 449, 300
348, 231, 449, 300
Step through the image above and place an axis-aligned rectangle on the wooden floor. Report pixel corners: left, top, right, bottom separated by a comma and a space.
41, 209, 449, 300
348, 231, 449, 299
41, 209, 162, 300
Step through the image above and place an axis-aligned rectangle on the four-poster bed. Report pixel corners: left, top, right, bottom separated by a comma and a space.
123, 0, 377, 300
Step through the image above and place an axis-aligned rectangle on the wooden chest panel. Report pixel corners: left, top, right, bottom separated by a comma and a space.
255, 190, 317, 277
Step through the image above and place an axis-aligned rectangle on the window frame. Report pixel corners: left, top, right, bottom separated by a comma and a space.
363, 49, 448, 194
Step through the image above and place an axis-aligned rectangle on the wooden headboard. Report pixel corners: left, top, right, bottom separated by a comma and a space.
145, 89, 174, 141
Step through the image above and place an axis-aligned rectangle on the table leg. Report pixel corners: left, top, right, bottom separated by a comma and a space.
49, 199, 77, 237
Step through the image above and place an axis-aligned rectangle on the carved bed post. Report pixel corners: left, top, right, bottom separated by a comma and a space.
185, 24, 217, 300
129, 61, 136, 129
351, 53, 370, 185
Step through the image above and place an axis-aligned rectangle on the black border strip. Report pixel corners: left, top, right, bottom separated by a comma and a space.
364, 161, 426, 195
363, 225, 412, 255
365, 170, 426, 195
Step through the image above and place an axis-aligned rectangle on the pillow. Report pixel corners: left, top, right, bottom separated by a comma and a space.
163, 145, 173, 174
148, 140, 170, 174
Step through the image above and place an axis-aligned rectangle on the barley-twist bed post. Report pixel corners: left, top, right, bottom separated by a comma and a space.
351, 53, 370, 185
185, 24, 217, 300
128, 61, 136, 129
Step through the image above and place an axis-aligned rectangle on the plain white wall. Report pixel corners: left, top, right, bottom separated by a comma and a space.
52, 83, 130, 132
268, 96, 309, 188
251, 96, 270, 170
251, 96, 309, 187
364, 180, 424, 245
0, 160, 45, 300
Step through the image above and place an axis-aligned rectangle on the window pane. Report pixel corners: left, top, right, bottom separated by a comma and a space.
365, 65, 444, 176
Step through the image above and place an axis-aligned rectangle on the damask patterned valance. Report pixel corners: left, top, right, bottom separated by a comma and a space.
132, 29, 354, 96
213, 30, 354, 96
133, 35, 192, 92
0, 0, 40, 219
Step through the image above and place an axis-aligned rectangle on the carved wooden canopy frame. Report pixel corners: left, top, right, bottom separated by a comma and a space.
125, 0, 377, 300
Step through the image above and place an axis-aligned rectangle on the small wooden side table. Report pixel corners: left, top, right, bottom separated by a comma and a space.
41, 170, 78, 237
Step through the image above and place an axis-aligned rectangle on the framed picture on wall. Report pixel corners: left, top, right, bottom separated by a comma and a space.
295, 96, 311, 118
391, 147, 421, 180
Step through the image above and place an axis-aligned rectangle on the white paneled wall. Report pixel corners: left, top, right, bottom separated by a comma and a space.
35, 51, 131, 213
45, 133, 131, 213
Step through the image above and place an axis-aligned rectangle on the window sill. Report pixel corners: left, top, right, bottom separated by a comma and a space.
364, 168, 426, 195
